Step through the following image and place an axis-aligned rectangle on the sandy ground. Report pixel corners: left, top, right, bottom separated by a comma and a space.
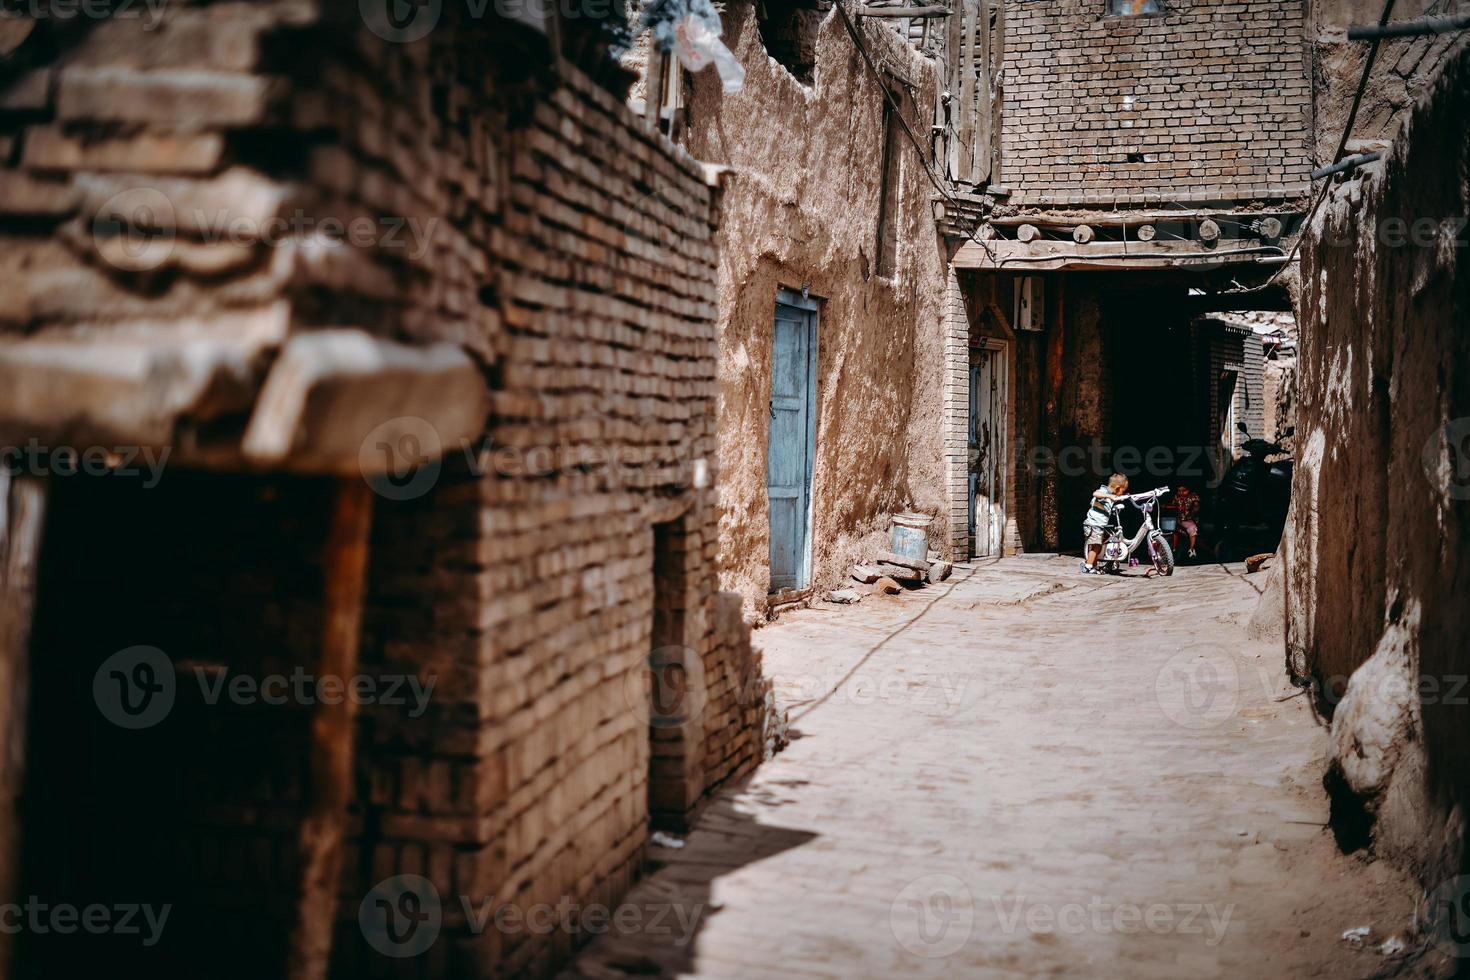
564, 557, 1446, 979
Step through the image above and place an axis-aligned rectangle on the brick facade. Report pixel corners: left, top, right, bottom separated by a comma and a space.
0, 4, 769, 977
1001, 0, 1311, 204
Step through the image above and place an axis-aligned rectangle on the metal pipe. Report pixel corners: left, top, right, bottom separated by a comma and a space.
1348, 12, 1470, 39
1311, 151, 1382, 179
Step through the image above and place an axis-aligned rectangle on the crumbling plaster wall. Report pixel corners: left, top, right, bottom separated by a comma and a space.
682, 5, 950, 612
1309, 0, 1465, 164
1284, 36, 1470, 882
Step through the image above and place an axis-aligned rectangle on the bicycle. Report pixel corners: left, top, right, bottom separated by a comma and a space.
1098, 487, 1175, 577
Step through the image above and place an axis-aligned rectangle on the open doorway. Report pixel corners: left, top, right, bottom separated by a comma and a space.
970, 339, 1009, 557
15, 472, 342, 977
646, 516, 704, 833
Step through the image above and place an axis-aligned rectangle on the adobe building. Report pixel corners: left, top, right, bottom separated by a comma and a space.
934, 0, 1310, 559
637, 0, 1310, 613
631, 4, 954, 614
0, 3, 770, 977
1275, 0, 1470, 904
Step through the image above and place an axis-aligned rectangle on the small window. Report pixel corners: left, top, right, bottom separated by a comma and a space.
1107, 0, 1163, 14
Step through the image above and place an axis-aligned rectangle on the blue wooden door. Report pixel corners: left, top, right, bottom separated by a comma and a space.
767, 293, 817, 592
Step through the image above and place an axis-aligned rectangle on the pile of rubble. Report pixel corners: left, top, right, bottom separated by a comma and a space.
829, 550, 954, 604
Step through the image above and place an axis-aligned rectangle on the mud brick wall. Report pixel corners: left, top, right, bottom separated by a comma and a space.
1284, 37, 1470, 891
1002, 0, 1311, 205
681, 7, 953, 608
0, 4, 769, 978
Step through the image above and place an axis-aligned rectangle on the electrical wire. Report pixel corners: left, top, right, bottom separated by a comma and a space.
1222, 0, 1398, 295
833, 0, 999, 264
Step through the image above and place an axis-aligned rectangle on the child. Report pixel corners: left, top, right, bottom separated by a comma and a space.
1081, 473, 1130, 574
1175, 483, 1200, 558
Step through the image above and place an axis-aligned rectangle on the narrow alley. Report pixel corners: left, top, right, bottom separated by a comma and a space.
567, 561, 1422, 978
0, 1, 1467, 977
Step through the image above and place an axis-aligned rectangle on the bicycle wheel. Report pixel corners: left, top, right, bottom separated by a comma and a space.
1148, 534, 1175, 576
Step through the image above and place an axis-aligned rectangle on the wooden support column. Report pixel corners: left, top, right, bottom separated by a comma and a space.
644, 50, 669, 131
972, 0, 992, 183
285, 479, 374, 980
956, 0, 978, 183
1040, 279, 1065, 550
0, 473, 45, 980
991, 0, 1005, 183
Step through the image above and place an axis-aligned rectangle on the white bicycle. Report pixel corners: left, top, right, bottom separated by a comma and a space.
1099, 487, 1175, 576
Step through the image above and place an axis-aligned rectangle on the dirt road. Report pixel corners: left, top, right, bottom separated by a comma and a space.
565, 558, 1428, 979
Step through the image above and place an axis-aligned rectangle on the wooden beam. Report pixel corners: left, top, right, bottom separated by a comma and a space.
858, 4, 951, 16
285, 479, 374, 980
987, 211, 1297, 227
953, 237, 1288, 271
241, 330, 490, 476
0, 473, 45, 976
990, 0, 1004, 182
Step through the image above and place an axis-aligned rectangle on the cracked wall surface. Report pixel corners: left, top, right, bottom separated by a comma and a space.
1285, 30, 1470, 882
682, 6, 952, 614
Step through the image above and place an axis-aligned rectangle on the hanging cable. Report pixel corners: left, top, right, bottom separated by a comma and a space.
1222, 0, 1399, 295
833, 0, 1000, 264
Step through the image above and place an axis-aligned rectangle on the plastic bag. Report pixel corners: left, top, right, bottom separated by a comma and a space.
642, 0, 746, 92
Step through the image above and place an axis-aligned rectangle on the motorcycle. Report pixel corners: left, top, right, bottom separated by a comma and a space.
1213, 422, 1294, 562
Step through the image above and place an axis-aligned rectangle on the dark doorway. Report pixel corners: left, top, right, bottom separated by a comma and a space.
646, 517, 700, 832
16, 471, 336, 978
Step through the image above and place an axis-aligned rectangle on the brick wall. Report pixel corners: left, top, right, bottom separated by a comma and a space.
0, 4, 768, 977
1002, 0, 1311, 205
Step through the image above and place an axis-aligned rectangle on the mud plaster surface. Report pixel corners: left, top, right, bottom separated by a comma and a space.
683, 6, 951, 614
1284, 36, 1470, 879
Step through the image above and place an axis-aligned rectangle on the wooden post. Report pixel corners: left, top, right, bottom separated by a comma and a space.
991, 0, 1005, 183
956, 0, 978, 184
0, 473, 45, 980
944, 0, 962, 179
1041, 279, 1065, 550
972, 0, 991, 182
285, 479, 374, 980
645, 50, 669, 132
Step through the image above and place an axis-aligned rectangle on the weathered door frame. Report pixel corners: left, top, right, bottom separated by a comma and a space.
767, 288, 819, 593
969, 337, 1008, 557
